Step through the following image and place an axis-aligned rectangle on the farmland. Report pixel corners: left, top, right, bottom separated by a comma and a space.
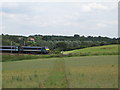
2, 45, 119, 88
2, 55, 118, 88
63, 44, 119, 56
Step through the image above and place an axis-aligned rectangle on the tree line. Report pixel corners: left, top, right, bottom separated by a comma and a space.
1, 34, 119, 51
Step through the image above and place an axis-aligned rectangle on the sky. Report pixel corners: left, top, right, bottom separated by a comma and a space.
0, 0, 119, 38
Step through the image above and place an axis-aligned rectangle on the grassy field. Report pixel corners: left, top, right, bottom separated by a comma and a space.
1, 54, 61, 62
63, 44, 119, 56
2, 55, 118, 88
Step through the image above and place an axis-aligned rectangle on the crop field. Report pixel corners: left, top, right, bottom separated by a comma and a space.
2, 55, 118, 88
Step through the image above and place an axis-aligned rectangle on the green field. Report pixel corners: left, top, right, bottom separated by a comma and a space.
2, 55, 118, 88
63, 44, 119, 56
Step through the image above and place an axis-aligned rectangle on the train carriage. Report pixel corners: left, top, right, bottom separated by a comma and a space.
0, 46, 19, 53
0, 46, 49, 54
20, 46, 42, 54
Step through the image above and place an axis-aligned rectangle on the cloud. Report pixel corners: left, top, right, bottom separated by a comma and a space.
1, 2, 118, 37
2, 12, 16, 19
81, 3, 108, 12
81, 2, 117, 12
96, 21, 118, 28
1, 2, 19, 9
0, 0, 119, 3
1, 12, 28, 21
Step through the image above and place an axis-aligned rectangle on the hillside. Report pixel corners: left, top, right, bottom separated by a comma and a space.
63, 44, 119, 56
1, 34, 119, 51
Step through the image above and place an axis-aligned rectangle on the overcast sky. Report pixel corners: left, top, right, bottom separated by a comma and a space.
0, 1, 118, 38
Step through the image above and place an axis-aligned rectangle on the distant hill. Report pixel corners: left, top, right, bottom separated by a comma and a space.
63, 44, 119, 56
1, 34, 119, 51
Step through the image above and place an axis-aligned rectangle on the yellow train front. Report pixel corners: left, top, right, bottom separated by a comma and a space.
41, 47, 50, 54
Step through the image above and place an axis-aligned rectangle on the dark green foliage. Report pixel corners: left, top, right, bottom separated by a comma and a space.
55, 42, 67, 51
1, 34, 119, 51
74, 34, 79, 38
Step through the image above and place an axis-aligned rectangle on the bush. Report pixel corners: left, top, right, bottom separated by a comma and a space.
50, 50, 61, 54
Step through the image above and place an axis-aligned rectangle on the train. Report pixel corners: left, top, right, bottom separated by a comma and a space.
0, 46, 50, 54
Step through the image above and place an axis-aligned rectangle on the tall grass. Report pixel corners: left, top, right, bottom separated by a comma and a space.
2, 54, 63, 62
2, 55, 118, 88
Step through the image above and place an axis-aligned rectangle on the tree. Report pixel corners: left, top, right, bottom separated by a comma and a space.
56, 42, 67, 51
74, 34, 80, 38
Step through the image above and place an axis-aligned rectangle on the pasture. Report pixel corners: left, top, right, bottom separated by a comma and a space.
2, 55, 118, 88
63, 44, 119, 56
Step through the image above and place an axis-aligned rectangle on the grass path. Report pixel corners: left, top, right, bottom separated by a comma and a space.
43, 59, 69, 88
